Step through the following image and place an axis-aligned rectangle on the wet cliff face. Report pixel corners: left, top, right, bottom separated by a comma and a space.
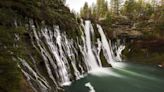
0, 0, 80, 92
122, 39, 164, 65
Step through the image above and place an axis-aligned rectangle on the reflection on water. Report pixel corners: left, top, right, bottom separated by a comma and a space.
89, 68, 124, 78
65, 62, 164, 92
85, 82, 96, 92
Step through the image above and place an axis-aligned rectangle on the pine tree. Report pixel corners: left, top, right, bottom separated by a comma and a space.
96, 0, 108, 18
80, 2, 91, 19
111, 0, 122, 15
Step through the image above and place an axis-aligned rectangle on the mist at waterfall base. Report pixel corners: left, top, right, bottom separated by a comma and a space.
18, 20, 164, 92
65, 62, 164, 92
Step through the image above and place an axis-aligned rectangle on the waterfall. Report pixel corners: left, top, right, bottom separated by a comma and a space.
97, 24, 115, 65
41, 26, 71, 86
18, 57, 50, 92
115, 45, 125, 61
97, 24, 125, 64
112, 39, 125, 62
18, 20, 125, 92
83, 21, 100, 70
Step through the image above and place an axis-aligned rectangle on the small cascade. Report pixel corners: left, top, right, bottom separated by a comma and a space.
115, 45, 125, 61
18, 57, 50, 92
97, 24, 115, 65
112, 39, 125, 61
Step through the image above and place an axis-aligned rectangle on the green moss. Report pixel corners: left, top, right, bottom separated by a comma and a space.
0, 57, 21, 92
0, 26, 23, 92
0, 25, 43, 91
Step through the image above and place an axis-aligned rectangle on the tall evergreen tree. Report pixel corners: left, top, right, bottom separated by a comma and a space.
96, 0, 108, 18
111, 0, 122, 15
123, 0, 136, 19
80, 2, 91, 19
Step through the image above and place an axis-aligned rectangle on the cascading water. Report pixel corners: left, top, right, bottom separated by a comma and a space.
83, 21, 100, 69
97, 24, 125, 63
97, 24, 115, 65
115, 45, 125, 61
18, 57, 50, 92
111, 39, 125, 62
41, 26, 71, 86
18, 20, 125, 92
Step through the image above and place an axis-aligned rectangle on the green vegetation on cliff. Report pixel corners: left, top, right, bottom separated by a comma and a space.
80, 0, 164, 39
0, 0, 79, 92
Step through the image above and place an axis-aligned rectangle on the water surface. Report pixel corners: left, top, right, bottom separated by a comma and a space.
65, 62, 164, 92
